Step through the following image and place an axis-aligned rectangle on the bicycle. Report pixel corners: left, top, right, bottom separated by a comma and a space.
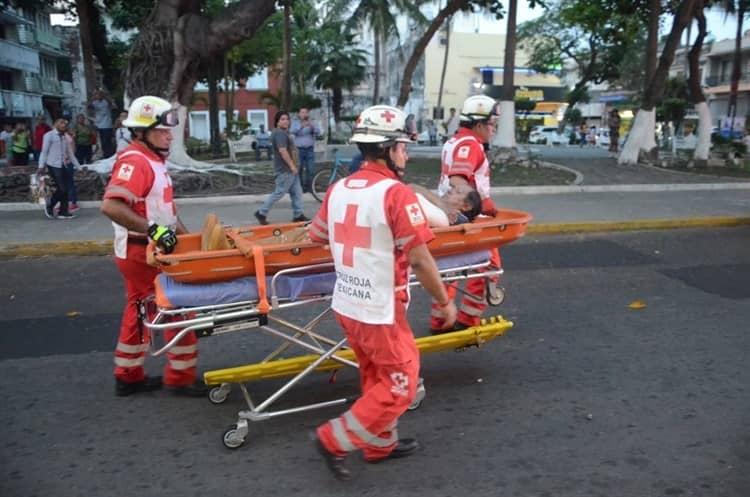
311, 149, 354, 202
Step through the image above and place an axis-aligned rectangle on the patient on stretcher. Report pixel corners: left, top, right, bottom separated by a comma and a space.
409, 183, 481, 227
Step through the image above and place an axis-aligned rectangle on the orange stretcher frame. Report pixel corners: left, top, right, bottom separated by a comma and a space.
150, 209, 533, 285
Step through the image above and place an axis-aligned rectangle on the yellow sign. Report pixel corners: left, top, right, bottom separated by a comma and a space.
516, 88, 544, 101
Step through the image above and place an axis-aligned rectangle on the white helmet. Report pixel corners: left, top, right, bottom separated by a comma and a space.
350, 105, 413, 144
122, 96, 178, 130
460, 95, 499, 122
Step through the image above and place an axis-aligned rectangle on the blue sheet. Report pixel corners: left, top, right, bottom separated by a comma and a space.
157, 249, 492, 308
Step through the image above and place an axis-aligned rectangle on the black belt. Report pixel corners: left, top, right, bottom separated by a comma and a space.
297, 146, 314, 150
127, 236, 149, 246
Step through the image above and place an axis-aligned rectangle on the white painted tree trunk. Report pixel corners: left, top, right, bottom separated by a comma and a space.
618, 109, 656, 165
694, 101, 711, 161
492, 100, 516, 149
167, 105, 214, 169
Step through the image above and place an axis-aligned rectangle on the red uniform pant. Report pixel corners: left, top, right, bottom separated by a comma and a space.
317, 301, 419, 461
113, 243, 198, 386
430, 248, 501, 329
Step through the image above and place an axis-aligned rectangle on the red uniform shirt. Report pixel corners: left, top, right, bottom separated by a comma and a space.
310, 161, 434, 303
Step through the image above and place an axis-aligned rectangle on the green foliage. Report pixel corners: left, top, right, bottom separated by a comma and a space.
517, 0, 645, 105
514, 98, 537, 113
657, 97, 688, 124
563, 107, 583, 125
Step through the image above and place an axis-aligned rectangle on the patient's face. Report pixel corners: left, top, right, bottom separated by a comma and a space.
444, 184, 473, 211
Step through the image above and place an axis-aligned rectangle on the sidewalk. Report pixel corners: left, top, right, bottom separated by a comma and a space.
1, 185, 749, 257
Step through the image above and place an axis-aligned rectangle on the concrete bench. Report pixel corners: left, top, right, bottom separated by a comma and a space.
227, 134, 258, 162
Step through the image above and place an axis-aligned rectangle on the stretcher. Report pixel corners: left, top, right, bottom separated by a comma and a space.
150, 209, 533, 284
143, 211, 531, 449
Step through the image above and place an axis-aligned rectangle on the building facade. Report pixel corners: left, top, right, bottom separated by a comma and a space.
0, 5, 73, 123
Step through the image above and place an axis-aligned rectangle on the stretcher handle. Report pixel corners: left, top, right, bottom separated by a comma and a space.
252, 244, 271, 314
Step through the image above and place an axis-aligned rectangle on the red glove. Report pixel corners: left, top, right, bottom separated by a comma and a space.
481, 197, 498, 217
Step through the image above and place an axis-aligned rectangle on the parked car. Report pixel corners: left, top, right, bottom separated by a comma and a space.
528, 126, 564, 145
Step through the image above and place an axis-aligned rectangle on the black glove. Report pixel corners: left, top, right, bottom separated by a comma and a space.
147, 223, 178, 254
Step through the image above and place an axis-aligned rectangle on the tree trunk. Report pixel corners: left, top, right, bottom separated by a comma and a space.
208, 59, 221, 156
119, 0, 276, 168
728, 2, 745, 136
396, 0, 468, 107
75, 0, 97, 97
492, 0, 517, 150
281, 2, 292, 110
619, 0, 696, 164
436, 17, 451, 115
688, 1, 710, 161
373, 34, 381, 105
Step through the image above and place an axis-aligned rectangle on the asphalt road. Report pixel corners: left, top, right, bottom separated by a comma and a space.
1, 227, 749, 497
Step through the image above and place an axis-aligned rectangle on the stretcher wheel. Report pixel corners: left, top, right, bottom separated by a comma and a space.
223, 424, 246, 449
486, 283, 505, 306
209, 384, 231, 404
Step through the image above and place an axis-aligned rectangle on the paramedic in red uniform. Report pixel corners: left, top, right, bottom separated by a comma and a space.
432, 95, 501, 332
100, 96, 207, 398
309, 105, 457, 480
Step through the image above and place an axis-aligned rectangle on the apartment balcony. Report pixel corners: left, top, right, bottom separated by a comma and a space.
24, 75, 66, 97
0, 88, 43, 117
704, 73, 750, 87
0, 38, 40, 73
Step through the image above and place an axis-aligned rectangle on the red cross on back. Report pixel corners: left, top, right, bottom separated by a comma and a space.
333, 204, 372, 267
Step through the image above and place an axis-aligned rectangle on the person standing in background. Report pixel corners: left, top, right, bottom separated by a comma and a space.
255, 123, 272, 160
254, 110, 309, 225
11, 122, 31, 166
1, 123, 13, 166
88, 89, 115, 158
33, 114, 51, 164
38, 118, 79, 219
609, 109, 621, 153
443, 107, 459, 142
114, 111, 132, 153
405, 113, 418, 141
290, 107, 322, 193
73, 114, 95, 165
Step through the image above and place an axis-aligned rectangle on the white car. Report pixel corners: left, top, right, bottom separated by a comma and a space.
529, 126, 564, 145
597, 128, 611, 148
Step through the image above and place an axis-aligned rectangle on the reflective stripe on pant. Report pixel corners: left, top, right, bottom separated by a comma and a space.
430, 248, 501, 329
317, 302, 419, 461
113, 244, 198, 386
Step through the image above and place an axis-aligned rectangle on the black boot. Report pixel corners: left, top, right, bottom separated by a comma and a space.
313, 435, 351, 481
254, 210, 269, 225
115, 376, 163, 397
366, 438, 420, 463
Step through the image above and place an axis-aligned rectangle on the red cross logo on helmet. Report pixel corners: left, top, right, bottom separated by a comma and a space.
143, 104, 152, 112
381, 110, 396, 123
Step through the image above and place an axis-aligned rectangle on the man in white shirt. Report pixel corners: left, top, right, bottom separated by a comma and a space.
38, 118, 80, 219
88, 89, 115, 158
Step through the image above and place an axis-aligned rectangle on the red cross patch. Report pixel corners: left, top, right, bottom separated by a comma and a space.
334, 204, 372, 267
117, 163, 134, 181
406, 202, 425, 226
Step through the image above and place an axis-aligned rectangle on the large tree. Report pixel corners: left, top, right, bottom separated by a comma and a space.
619, 0, 698, 164
688, 0, 712, 161
121, 0, 277, 166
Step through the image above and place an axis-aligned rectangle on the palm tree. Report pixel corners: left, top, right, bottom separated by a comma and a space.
310, 23, 368, 121
688, 0, 712, 161
493, 0, 518, 150
331, 0, 426, 105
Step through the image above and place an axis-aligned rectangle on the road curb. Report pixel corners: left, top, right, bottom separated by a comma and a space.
3, 216, 749, 258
